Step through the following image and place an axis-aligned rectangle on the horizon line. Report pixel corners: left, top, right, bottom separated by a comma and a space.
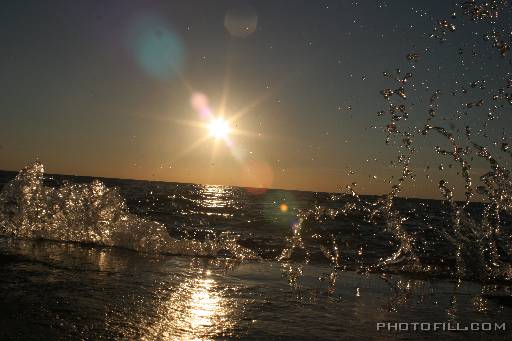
0, 167, 481, 203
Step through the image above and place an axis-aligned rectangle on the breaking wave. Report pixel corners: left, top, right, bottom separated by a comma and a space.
0, 162, 257, 260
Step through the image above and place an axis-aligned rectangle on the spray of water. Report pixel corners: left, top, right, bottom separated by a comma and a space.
283, 0, 512, 284
0, 162, 258, 260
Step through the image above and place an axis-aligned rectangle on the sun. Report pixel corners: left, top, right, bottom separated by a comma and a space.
208, 118, 231, 139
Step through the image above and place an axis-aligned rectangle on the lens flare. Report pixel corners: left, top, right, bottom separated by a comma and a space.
208, 118, 231, 139
190, 92, 212, 119
128, 13, 185, 81
224, 6, 258, 38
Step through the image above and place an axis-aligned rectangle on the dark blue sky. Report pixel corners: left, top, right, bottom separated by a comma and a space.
0, 0, 510, 198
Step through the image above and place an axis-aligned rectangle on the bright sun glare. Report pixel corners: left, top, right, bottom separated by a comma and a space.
208, 118, 230, 139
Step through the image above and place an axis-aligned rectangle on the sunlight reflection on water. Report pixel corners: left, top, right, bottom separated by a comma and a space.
199, 185, 233, 209
144, 267, 236, 340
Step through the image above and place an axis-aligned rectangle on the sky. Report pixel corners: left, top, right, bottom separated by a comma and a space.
0, 0, 510, 199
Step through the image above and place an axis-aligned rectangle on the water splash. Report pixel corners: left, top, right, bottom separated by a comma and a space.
279, 0, 512, 285
278, 211, 309, 262
0, 162, 258, 260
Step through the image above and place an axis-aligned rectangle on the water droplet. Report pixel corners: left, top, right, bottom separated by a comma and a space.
406, 52, 419, 62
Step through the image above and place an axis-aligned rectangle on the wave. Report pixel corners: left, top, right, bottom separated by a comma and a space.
0, 163, 258, 260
